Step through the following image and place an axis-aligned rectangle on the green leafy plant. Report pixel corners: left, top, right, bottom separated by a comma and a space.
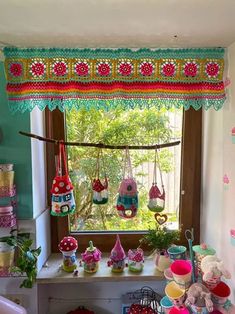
140, 224, 180, 253
0, 232, 41, 288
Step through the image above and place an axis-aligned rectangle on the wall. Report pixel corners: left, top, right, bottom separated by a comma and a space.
0, 62, 33, 219
38, 281, 166, 314
201, 43, 235, 301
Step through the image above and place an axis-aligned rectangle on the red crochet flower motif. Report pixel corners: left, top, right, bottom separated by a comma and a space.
9, 63, 22, 77
184, 61, 199, 77
118, 62, 133, 76
30, 61, 45, 77
75, 62, 89, 76
97, 62, 111, 76
140, 62, 154, 76
53, 61, 68, 76
206, 62, 219, 78
161, 62, 176, 77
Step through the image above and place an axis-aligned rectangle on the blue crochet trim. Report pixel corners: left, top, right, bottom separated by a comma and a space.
8, 97, 226, 113
4, 47, 225, 59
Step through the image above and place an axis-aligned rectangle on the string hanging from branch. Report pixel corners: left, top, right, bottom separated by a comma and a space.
19, 131, 180, 150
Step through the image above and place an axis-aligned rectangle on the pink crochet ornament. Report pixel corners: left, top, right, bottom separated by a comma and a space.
116, 148, 138, 219
148, 148, 166, 214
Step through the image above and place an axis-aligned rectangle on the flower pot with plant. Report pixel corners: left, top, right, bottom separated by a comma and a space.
140, 224, 180, 272
0, 231, 41, 288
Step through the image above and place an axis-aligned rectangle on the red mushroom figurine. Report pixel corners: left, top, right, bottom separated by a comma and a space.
58, 236, 78, 272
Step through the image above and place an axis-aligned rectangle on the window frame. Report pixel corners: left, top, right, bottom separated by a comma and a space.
45, 107, 202, 253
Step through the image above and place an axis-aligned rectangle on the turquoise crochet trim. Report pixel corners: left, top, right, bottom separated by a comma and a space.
9, 97, 225, 113
4, 47, 225, 60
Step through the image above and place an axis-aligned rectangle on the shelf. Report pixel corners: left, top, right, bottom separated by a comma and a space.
37, 253, 164, 284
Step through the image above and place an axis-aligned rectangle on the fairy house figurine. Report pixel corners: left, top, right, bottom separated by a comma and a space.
81, 241, 101, 273
107, 235, 126, 273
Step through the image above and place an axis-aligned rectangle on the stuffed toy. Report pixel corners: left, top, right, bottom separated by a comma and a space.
185, 283, 214, 313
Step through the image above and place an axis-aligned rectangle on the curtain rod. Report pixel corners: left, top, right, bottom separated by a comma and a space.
19, 131, 180, 150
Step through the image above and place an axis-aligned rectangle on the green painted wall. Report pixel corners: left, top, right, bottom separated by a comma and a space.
0, 62, 33, 218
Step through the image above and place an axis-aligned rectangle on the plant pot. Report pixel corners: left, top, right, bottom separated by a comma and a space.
155, 251, 171, 272
0, 242, 15, 268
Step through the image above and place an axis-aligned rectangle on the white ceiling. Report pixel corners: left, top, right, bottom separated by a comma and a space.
0, 0, 235, 49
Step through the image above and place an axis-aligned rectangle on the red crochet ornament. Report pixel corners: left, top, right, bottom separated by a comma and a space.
67, 306, 94, 314
51, 142, 75, 216
148, 148, 165, 214
92, 149, 108, 205
128, 303, 156, 314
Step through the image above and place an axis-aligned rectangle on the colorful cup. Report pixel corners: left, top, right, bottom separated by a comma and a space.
167, 246, 187, 261
190, 304, 209, 314
170, 260, 192, 289
169, 306, 190, 314
160, 296, 174, 314
192, 243, 216, 274
165, 281, 185, 306
211, 282, 231, 306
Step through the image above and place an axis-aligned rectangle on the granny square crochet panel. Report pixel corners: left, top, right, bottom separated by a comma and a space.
3, 48, 226, 112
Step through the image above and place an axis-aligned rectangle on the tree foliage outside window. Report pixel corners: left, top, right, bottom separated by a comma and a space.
66, 107, 182, 232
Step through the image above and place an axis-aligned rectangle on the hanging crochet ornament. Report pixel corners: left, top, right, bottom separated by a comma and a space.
116, 148, 138, 219
51, 142, 76, 216
92, 149, 108, 205
148, 148, 165, 213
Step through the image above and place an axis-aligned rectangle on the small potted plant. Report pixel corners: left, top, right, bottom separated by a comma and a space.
140, 224, 180, 272
0, 231, 41, 288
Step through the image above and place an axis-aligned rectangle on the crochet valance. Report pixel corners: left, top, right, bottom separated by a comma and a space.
3, 47, 226, 113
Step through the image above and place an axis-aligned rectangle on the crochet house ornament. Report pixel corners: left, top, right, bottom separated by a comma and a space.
3, 48, 226, 113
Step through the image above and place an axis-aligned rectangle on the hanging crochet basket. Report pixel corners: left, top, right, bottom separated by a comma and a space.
116, 148, 138, 219
92, 149, 108, 205
148, 149, 165, 213
51, 142, 76, 216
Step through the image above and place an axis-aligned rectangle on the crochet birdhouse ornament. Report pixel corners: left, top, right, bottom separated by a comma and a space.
51, 142, 75, 216
92, 149, 108, 205
148, 148, 165, 213
116, 148, 138, 219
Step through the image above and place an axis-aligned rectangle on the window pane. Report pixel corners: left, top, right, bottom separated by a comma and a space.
66, 107, 182, 232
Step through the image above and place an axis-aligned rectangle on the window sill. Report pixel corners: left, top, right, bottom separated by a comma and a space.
37, 253, 164, 284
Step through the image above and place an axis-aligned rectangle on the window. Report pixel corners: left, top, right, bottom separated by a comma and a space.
45, 107, 202, 252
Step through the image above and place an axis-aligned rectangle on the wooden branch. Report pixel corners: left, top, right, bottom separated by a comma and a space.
19, 131, 180, 150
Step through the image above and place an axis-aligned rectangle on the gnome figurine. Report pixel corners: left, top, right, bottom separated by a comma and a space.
107, 235, 126, 273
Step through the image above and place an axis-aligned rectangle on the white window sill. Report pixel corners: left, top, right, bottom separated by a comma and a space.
37, 253, 164, 284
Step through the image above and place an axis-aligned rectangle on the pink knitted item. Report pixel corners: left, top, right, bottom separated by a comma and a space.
110, 235, 126, 261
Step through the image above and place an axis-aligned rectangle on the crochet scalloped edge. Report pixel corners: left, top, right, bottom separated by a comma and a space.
8, 97, 226, 114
